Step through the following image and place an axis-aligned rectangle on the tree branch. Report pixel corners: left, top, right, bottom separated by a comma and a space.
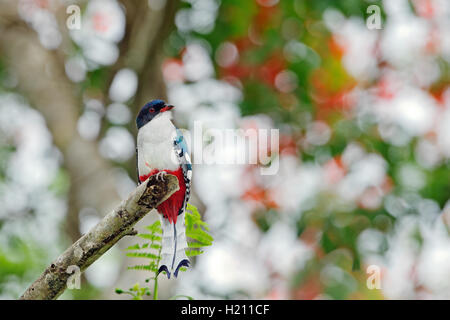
19, 174, 179, 300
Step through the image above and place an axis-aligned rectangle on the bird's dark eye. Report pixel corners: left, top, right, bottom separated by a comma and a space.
149, 108, 155, 113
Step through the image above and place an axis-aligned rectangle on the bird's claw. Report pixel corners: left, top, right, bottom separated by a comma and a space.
155, 171, 167, 181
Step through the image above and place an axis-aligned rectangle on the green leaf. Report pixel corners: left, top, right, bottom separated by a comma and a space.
185, 204, 214, 250
132, 283, 140, 291
137, 234, 162, 241
187, 230, 213, 246
186, 250, 204, 257
145, 221, 162, 233
126, 252, 160, 259
126, 244, 140, 250
187, 242, 208, 248
128, 265, 157, 271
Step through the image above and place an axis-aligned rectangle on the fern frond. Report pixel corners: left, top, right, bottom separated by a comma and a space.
145, 221, 162, 233
186, 249, 204, 257
137, 233, 162, 241
187, 242, 208, 248
126, 244, 141, 250
126, 252, 160, 259
187, 230, 213, 246
127, 265, 155, 271
117, 203, 213, 300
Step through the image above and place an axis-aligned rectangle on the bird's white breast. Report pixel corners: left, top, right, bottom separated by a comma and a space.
137, 112, 179, 174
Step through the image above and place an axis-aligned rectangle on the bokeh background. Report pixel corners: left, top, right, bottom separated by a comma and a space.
0, 0, 449, 300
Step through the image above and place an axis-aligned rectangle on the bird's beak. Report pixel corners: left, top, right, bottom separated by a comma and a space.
160, 105, 174, 112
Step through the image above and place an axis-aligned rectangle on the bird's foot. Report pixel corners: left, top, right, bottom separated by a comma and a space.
155, 171, 167, 181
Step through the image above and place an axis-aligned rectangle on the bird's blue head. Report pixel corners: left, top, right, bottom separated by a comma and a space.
136, 99, 174, 129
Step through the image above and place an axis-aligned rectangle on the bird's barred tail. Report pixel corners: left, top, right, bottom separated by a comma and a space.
158, 211, 190, 279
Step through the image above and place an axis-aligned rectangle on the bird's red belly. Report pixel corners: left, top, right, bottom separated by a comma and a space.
139, 168, 186, 224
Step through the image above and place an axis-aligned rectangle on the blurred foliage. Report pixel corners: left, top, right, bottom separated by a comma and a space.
0, 137, 67, 297
164, 0, 450, 300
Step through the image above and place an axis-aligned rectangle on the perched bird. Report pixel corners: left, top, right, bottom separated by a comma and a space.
136, 99, 192, 279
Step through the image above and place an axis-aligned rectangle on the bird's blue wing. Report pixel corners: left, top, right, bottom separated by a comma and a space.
175, 129, 189, 155
174, 129, 192, 214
